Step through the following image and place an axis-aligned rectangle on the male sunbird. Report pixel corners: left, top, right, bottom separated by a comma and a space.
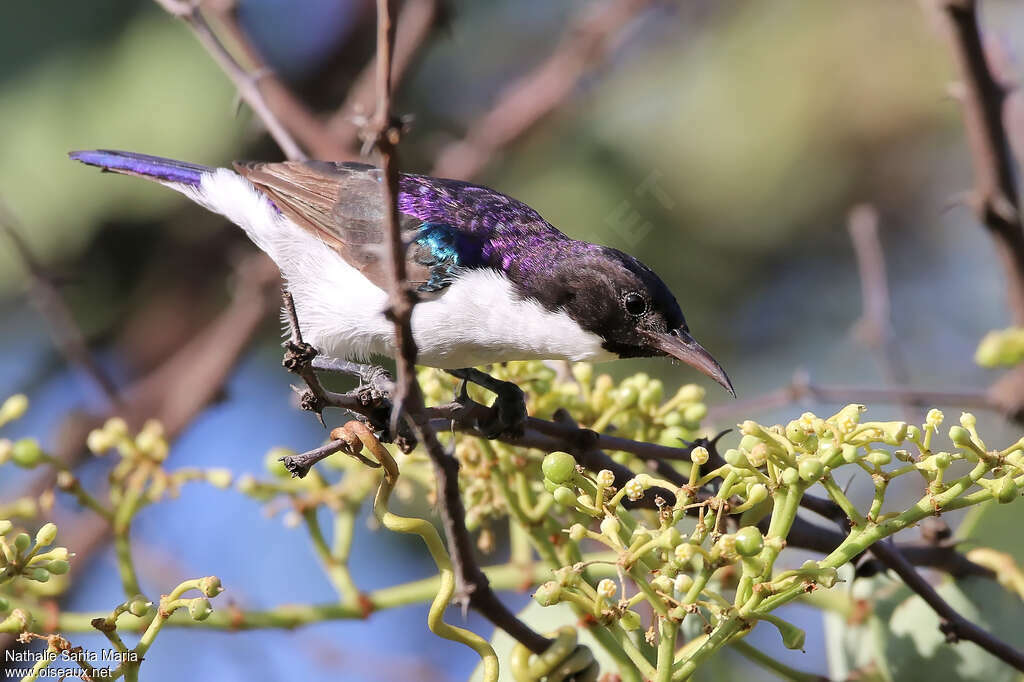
70, 150, 733, 436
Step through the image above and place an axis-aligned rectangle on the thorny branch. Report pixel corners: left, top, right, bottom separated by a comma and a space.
152, 0, 307, 161
0, 203, 121, 407
430, 0, 655, 180
364, 0, 552, 656
871, 540, 1024, 673
932, 0, 1024, 418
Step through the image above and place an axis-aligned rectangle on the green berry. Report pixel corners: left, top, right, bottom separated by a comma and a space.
798, 458, 824, 482
128, 598, 151, 618
188, 598, 213, 621
541, 452, 576, 485
11, 439, 43, 469
996, 475, 1018, 504
533, 581, 562, 606
781, 467, 800, 486
553, 486, 577, 508
735, 526, 764, 557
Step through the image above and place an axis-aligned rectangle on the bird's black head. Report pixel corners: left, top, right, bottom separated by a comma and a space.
528, 244, 734, 396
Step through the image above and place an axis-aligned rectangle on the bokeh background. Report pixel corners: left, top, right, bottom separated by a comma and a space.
2, 0, 1024, 679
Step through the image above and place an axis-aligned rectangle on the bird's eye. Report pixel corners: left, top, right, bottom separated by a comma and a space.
623, 292, 647, 316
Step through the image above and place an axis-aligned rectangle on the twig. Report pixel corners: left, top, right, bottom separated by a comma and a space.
847, 204, 914, 423
934, 0, 1024, 323
932, 0, 1024, 418
365, 0, 552, 656
327, 0, 444, 151
871, 540, 1024, 673
430, 0, 654, 180
707, 370, 992, 423
202, 0, 355, 161
0, 203, 121, 407
152, 0, 307, 160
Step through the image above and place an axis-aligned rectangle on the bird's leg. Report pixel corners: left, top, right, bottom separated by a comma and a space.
446, 368, 527, 439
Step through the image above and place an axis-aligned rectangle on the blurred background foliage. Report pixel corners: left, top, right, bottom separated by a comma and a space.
2, 0, 1024, 679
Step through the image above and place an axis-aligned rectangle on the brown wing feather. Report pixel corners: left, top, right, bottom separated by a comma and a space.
233, 160, 430, 289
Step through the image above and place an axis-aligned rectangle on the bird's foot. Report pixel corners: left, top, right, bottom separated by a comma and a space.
450, 369, 527, 440
282, 340, 318, 373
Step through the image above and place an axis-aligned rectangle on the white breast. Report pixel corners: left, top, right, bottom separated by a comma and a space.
185, 168, 616, 369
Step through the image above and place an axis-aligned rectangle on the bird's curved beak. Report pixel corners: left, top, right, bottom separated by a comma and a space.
643, 329, 735, 397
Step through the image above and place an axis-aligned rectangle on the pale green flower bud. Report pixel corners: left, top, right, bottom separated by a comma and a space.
0, 395, 29, 425
596, 469, 615, 487
44, 560, 69, 575
34, 523, 57, 547
568, 524, 587, 543
534, 581, 562, 606
865, 450, 891, 467
128, 598, 152, 618
600, 516, 620, 538
596, 579, 617, 599
619, 610, 641, 631
673, 574, 693, 594
13, 532, 30, 553
199, 576, 223, 598
690, 446, 709, 466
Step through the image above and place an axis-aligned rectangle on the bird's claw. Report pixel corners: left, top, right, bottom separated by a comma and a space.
282, 340, 318, 372
478, 383, 527, 440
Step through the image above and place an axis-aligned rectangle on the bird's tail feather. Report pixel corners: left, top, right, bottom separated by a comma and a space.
68, 150, 211, 187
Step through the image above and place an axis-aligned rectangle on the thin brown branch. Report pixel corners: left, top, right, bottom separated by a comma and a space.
430, 0, 654, 180
201, 0, 357, 161
365, 0, 552, 656
328, 0, 444, 151
932, 0, 1024, 420
847, 204, 914, 422
707, 370, 993, 424
152, 0, 307, 160
871, 540, 1024, 673
934, 0, 1024, 326
0, 204, 121, 408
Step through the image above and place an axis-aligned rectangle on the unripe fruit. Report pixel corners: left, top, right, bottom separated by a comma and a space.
781, 467, 800, 486
865, 450, 892, 467
11, 439, 43, 468
542, 452, 576, 485
996, 475, 1019, 504
553, 486, 577, 508
534, 581, 562, 606
734, 527, 764, 557
188, 598, 212, 621
128, 598, 151, 618
798, 458, 824, 483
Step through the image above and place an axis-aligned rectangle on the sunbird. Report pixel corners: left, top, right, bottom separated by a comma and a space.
71, 150, 734, 435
